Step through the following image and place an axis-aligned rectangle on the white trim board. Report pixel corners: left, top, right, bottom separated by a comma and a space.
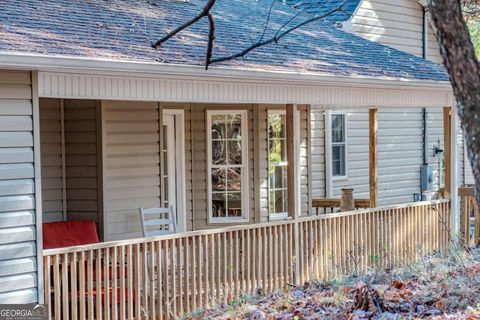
162, 109, 187, 233
36, 71, 453, 108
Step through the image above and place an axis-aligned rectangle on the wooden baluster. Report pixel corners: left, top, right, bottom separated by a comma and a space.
62, 253, 69, 320
177, 238, 184, 316
119, 245, 126, 320
104, 247, 110, 320
126, 245, 134, 320
148, 242, 155, 319
53, 255, 61, 320
95, 249, 102, 320
184, 237, 191, 316
112, 246, 118, 320
191, 237, 197, 311
44, 256, 52, 319
70, 252, 78, 320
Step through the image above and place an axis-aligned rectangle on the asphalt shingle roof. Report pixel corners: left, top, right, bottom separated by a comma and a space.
0, 0, 448, 82
283, 0, 361, 22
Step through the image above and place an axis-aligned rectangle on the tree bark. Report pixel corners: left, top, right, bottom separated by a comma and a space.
428, 0, 480, 204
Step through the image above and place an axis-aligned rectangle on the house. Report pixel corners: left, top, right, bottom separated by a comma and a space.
288, 0, 472, 205
0, 0, 457, 314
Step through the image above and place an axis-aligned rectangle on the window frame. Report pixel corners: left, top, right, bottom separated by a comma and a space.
206, 110, 249, 224
267, 110, 289, 220
330, 112, 348, 180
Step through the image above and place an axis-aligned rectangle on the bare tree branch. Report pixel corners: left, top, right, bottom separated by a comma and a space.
259, 0, 277, 43
153, 0, 350, 69
152, 0, 216, 49
210, 4, 347, 64
205, 12, 215, 69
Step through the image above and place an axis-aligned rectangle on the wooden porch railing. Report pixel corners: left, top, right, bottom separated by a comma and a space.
459, 186, 480, 246
311, 198, 371, 214
43, 200, 451, 320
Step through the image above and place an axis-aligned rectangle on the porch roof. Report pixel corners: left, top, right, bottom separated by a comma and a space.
0, 0, 448, 84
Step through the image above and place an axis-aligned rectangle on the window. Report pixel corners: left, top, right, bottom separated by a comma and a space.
331, 113, 347, 178
207, 111, 248, 223
268, 111, 288, 219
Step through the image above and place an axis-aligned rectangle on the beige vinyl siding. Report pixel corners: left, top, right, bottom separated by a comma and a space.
191, 104, 255, 230
39, 99, 102, 227
190, 105, 207, 228
349, 0, 441, 63
103, 101, 161, 241
330, 110, 370, 201
465, 145, 475, 185
310, 110, 326, 198
350, 0, 423, 57
427, 23, 442, 63
64, 100, 100, 223
298, 105, 311, 216
39, 99, 63, 222
310, 108, 460, 206
377, 109, 423, 205
257, 105, 269, 222
0, 70, 39, 303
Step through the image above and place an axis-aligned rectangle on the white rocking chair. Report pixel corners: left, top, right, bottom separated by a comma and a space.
139, 206, 178, 237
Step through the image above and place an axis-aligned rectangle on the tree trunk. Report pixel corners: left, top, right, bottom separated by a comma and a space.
428, 0, 480, 204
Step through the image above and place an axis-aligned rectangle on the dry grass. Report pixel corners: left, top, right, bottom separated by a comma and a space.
185, 247, 480, 319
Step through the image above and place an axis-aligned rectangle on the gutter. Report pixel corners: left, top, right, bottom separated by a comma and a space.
0, 52, 452, 91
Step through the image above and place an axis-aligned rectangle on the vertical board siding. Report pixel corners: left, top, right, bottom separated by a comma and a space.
349, 0, 441, 63
39, 98, 63, 222
65, 100, 100, 223
0, 70, 38, 303
103, 101, 161, 241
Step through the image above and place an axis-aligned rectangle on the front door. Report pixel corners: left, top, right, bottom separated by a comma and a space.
162, 112, 186, 232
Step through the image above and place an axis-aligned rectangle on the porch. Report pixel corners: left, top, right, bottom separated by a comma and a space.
43, 200, 451, 319
31, 67, 459, 319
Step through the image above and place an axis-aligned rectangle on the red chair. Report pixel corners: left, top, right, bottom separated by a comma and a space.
43, 220, 134, 316
43, 220, 99, 249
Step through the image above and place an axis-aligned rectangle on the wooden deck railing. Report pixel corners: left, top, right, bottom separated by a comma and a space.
459, 186, 479, 246
43, 200, 451, 320
311, 198, 371, 214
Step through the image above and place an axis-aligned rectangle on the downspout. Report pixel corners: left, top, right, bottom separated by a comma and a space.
422, 7, 429, 166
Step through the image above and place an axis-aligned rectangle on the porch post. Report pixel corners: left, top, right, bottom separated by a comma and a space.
287, 104, 301, 284
444, 106, 459, 235
369, 108, 378, 208
286, 104, 297, 218
443, 107, 452, 199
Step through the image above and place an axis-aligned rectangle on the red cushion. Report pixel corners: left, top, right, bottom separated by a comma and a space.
43, 220, 99, 249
